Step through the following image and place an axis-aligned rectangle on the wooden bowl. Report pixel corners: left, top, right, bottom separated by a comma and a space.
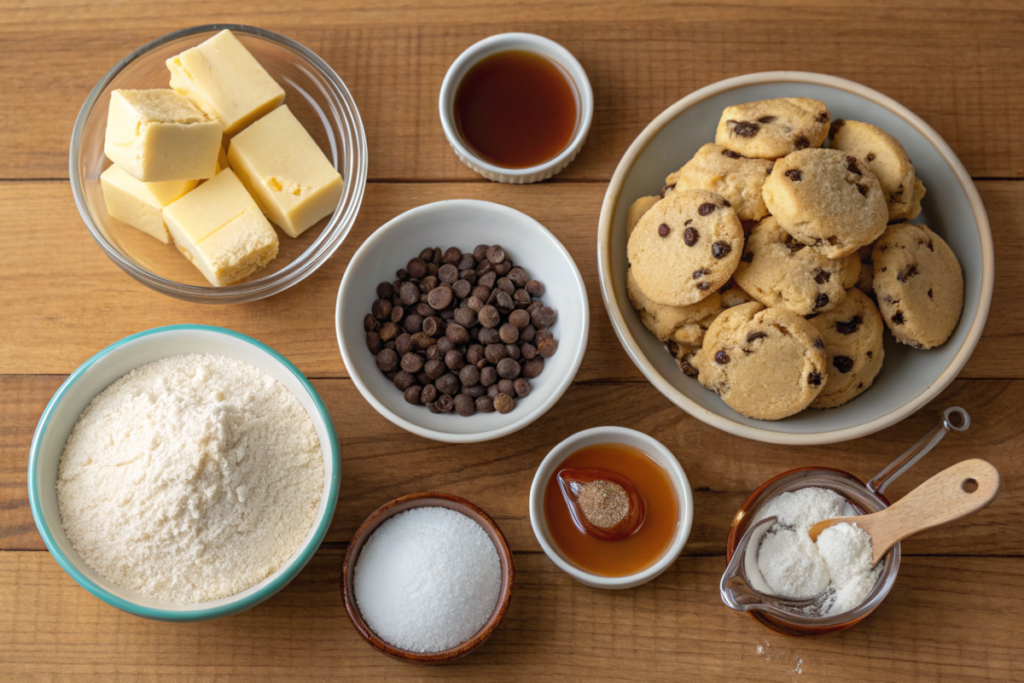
341, 492, 514, 663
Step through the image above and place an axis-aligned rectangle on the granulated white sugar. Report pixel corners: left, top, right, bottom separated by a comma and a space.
754, 487, 881, 615
353, 506, 502, 653
57, 353, 324, 604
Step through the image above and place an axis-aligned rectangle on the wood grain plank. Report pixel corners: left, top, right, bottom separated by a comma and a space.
0, 181, 1021, 379
4, 375, 1020, 555
1, 1, 1023, 181
0, 549, 1020, 681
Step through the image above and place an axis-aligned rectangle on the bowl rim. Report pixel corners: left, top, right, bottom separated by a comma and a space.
69, 23, 369, 304
27, 324, 341, 621
335, 198, 590, 443
340, 491, 515, 663
528, 426, 694, 588
437, 32, 594, 178
597, 70, 995, 446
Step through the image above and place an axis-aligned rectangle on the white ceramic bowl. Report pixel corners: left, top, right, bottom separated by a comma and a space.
598, 71, 994, 446
336, 199, 589, 443
27, 325, 341, 621
439, 33, 593, 184
529, 427, 693, 590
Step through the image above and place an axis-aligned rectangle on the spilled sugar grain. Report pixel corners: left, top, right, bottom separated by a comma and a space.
353, 507, 502, 653
57, 353, 324, 604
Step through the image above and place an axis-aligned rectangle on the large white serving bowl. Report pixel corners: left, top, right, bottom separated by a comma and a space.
28, 325, 341, 621
337, 200, 589, 443
598, 71, 994, 446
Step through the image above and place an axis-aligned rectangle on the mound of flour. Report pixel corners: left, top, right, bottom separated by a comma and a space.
57, 353, 324, 604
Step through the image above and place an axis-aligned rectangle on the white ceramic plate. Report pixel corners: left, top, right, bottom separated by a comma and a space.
337, 200, 589, 443
598, 72, 994, 445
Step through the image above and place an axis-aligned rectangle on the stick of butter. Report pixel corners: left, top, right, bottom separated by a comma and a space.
168, 29, 286, 136
100, 165, 198, 243
163, 169, 279, 287
104, 89, 222, 182
229, 105, 344, 238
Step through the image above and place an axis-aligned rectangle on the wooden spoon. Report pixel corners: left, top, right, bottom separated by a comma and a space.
808, 459, 1001, 566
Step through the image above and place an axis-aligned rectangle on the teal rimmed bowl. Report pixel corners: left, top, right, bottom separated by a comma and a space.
27, 325, 341, 621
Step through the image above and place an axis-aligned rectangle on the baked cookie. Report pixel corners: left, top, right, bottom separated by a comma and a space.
715, 98, 830, 160
905, 177, 926, 221
627, 189, 744, 306
627, 195, 660, 237
830, 119, 915, 221
872, 222, 963, 349
627, 267, 722, 347
662, 143, 774, 221
762, 148, 888, 259
734, 216, 857, 316
693, 302, 827, 420
808, 288, 885, 409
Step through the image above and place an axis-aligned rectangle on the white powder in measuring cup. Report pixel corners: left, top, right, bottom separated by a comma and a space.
57, 354, 324, 604
753, 487, 881, 616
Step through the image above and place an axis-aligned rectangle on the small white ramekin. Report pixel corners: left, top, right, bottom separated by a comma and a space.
529, 427, 693, 590
438, 33, 593, 184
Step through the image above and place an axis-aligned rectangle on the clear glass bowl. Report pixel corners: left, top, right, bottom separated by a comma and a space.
69, 24, 368, 304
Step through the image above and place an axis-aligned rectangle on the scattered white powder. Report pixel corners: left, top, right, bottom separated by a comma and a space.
754, 487, 881, 616
57, 354, 324, 604
353, 507, 502, 653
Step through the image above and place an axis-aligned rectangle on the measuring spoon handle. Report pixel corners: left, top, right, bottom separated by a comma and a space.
872, 459, 1001, 557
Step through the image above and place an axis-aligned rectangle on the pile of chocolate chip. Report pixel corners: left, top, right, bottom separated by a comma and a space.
365, 245, 558, 416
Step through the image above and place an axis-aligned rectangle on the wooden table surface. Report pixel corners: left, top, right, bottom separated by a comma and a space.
2, 1, 1023, 680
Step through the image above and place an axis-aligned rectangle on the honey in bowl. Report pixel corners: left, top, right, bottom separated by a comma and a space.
543, 444, 679, 577
453, 50, 579, 169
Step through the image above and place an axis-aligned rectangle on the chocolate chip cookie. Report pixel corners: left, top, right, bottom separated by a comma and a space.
627, 189, 744, 306
693, 302, 827, 420
872, 222, 963, 349
830, 119, 916, 221
627, 267, 722, 347
734, 216, 859, 316
662, 143, 774, 221
808, 288, 885, 409
762, 148, 888, 258
626, 195, 660, 237
715, 98, 830, 160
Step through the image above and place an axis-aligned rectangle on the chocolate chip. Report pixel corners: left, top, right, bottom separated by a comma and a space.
722, 149, 742, 159
376, 349, 398, 372
846, 156, 861, 175
897, 266, 918, 282
928, 288, 933, 299
366, 332, 381, 354
712, 241, 732, 259
833, 356, 854, 374
698, 203, 717, 216
680, 359, 699, 377
829, 119, 845, 138
658, 223, 670, 237
399, 282, 420, 306
407, 257, 428, 279
684, 227, 699, 246
808, 372, 822, 386
485, 245, 506, 265
857, 184, 869, 197
426, 285, 453, 310
728, 120, 760, 137
697, 282, 710, 291
757, 115, 776, 124
746, 331, 767, 343
785, 169, 802, 182
722, 199, 731, 207
814, 294, 830, 309
794, 136, 810, 150
693, 269, 708, 279
813, 270, 831, 284
525, 279, 545, 297
836, 316, 862, 335
715, 350, 730, 364
891, 311, 905, 325
866, 153, 876, 162
817, 111, 829, 123
814, 339, 824, 350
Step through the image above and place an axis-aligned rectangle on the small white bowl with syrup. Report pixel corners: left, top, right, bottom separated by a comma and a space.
439, 33, 593, 184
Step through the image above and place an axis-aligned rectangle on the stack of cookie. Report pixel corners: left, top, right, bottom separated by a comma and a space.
626, 97, 964, 420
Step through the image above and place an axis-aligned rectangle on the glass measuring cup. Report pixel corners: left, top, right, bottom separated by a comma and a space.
720, 406, 970, 636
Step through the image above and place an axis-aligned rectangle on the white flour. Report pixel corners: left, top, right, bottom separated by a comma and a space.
57, 353, 324, 604
754, 487, 881, 616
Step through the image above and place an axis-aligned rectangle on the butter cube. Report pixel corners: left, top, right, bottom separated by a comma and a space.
168, 29, 286, 136
100, 165, 198, 243
228, 105, 344, 238
163, 169, 279, 286
104, 90, 222, 182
